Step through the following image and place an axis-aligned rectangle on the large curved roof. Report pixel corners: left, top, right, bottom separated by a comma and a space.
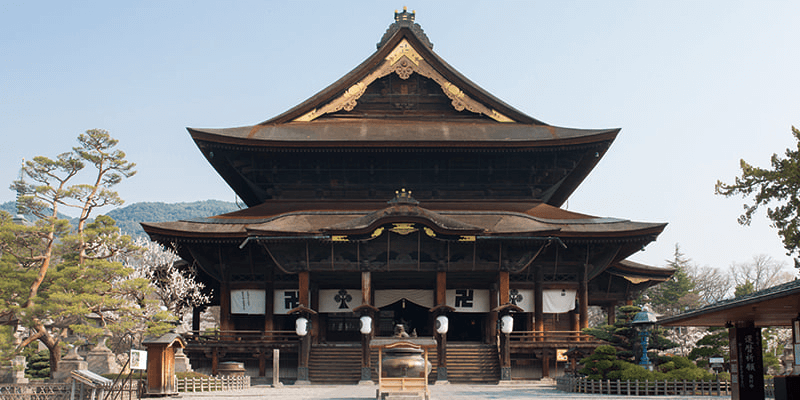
141, 198, 666, 241
187, 13, 620, 207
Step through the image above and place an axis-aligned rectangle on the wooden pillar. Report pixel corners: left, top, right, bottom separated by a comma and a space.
498, 270, 511, 381
606, 304, 616, 326
534, 268, 544, 336
220, 281, 232, 335
498, 271, 510, 305
435, 271, 449, 383
569, 309, 579, 339
579, 265, 589, 330
264, 270, 274, 334
361, 271, 371, 305
296, 271, 311, 384
542, 354, 550, 378
211, 348, 219, 376
299, 271, 310, 307
360, 271, 373, 383
192, 306, 202, 333
500, 330, 511, 381
488, 286, 498, 344
258, 352, 267, 377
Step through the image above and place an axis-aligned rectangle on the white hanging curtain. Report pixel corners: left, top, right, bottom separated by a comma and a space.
542, 289, 576, 313
318, 289, 360, 313
509, 289, 534, 312
374, 289, 434, 309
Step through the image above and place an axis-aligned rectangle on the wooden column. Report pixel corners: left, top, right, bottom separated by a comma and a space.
541, 354, 550, 378
264, 269, 274, 334
299, 271, 310, 307
498, 270, 511, 381
296, 271, 311, 384
435, 271, 449, 383
220, 281, 232, 334
360, 271, 373, 383
498, 271, 510, 305
534, 268, 544, 336
361, 271, 372, 305
488, 286, 498, 344
569, 309, 579, 339
606, 304, 616, 326
579, 265, 589, 330
192, 307, 202, 333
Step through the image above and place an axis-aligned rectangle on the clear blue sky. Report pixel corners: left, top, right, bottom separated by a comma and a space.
2, 1, 799, 275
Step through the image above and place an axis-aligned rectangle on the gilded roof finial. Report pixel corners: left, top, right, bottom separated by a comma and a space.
394, 6, 415, 23
388, 187, 419, 205
379, 6, 432, 50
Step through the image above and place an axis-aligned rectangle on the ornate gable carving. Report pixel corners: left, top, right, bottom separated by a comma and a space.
294, 39, 514, 123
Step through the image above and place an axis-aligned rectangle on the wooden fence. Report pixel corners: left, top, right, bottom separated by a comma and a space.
175, 375, 250, 392
556, 376, 776, 397
556, 375, 732, 396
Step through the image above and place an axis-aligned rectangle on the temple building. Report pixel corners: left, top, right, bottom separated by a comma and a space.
142, 9, 674, 384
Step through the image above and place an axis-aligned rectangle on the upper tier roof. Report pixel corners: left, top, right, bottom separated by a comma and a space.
188, 10, 620, 207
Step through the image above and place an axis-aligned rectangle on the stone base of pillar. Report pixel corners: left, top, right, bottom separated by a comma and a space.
294, 367, 310, 385
500, 367, 512, 381
435, 366, 448, 384
360, 367, 372, 382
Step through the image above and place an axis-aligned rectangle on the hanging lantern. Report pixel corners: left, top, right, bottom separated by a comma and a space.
500, 315, 514, 334
360, 315, 373, 335
296, 317, 309, 336
435, 315, 449, 334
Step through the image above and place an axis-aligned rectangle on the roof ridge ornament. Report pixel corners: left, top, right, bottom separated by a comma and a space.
377, 7, 433, 50
388, 188, 419, 205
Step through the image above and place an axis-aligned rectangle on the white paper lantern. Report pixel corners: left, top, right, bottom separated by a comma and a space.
435, 315, 449, 334
296, 317, 309, 336
500, 315, 514, 334
360, 315, 373, 335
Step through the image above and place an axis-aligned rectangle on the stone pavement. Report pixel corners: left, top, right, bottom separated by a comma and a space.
176, 382, 729, 400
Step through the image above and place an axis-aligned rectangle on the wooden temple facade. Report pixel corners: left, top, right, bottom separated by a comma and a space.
142, 9, 674, 384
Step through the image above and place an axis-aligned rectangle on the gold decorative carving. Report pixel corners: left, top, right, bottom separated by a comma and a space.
293, 38, 515, 123
386, 39, 422, 66
371, 227, 384, 238
389, 223, 418, 235
458, 235, 476, 242
331, 235, 349, 242
423, 227, 436, 237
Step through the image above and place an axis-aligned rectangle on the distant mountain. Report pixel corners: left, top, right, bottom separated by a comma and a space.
1, 200, 239, 238
106, 200, 239, 237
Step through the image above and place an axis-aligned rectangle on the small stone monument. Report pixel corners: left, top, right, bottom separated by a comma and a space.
87, 337, 121, 375
54, 346, 88, 382
11, 356, 28, 384
174, 347, 192, 373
